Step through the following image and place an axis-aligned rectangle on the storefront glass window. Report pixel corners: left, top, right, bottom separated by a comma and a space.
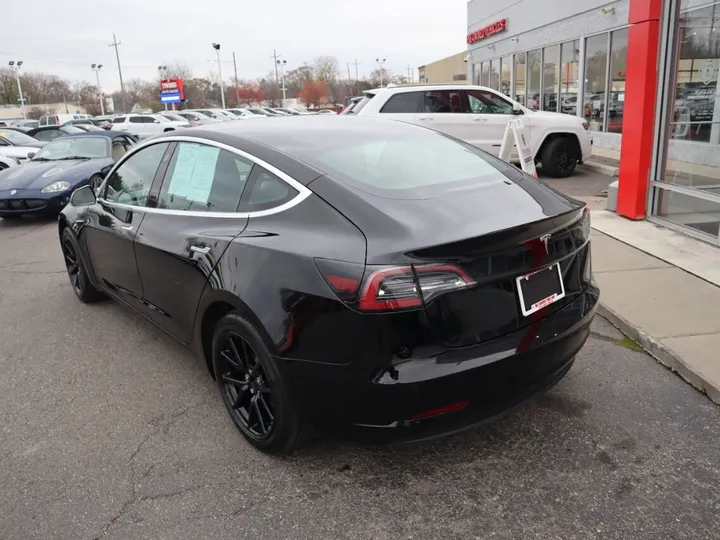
584, 33, 609, 131
473, 64, 481, 85
501, 56, 512, 96
654, 188, 720, 239
560, 40, 580, 116
543, 46, 559, 112
514, 53, 526, 105
607, 28, 628, 133
490, 59, 501, 91
527, 49, 541, 110
481, 62, 490, 86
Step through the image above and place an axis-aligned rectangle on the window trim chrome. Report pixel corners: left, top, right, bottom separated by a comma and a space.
96, 135, 312, 219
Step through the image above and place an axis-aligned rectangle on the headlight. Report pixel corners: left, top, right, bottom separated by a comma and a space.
582, 120, 589, 130
41, 180, 71, 193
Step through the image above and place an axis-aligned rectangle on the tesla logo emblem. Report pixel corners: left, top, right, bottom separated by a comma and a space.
540, 234, 551, 253
9, 189, 17, 196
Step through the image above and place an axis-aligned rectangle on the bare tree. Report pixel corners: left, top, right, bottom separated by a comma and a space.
313, 56, 340, 83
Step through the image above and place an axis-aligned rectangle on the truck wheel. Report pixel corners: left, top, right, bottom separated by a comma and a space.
541, 137, 578, 178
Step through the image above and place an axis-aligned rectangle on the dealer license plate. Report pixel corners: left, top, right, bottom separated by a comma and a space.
516, 263, 566, 317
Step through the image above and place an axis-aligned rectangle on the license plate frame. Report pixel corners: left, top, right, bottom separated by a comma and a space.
516, 263, 566, 317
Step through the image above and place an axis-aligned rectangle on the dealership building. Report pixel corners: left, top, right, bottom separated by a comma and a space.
466, 0, 720, 245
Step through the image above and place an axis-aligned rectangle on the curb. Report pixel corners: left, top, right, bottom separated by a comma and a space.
581, 161, 619, 177
597, 303, 720, 406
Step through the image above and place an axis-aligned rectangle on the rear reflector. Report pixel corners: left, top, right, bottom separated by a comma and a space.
314, 258, 364, 301
358, 264, 475, 312
409, 400, 469, 420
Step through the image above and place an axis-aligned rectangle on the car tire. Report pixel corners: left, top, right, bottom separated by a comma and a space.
61, 228, 104, 303
212, 312, 308, 454
541, 136, 578, 178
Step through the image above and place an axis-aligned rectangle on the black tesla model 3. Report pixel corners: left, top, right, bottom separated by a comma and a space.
58, 116, 598, 453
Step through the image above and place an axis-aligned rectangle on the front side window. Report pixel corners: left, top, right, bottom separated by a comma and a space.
466, 90, 514, 115
103, 142, 170, 206
380, 92, 425, 113
424, 90, 465, 113
157, 142, 253, 213
239, 168, 299, 212
113, 117, 126, 123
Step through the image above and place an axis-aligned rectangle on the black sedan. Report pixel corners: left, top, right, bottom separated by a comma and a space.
58, 117, 599, 453
26, 125, 87, 142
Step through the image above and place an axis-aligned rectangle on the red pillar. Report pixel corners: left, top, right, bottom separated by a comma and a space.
616, 0, 663, 219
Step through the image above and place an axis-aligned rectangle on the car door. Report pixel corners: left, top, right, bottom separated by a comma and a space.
81, 141, 173, 311
127, 116, 147, 136
133, 140, 253, 342
464, 88, 517, 156
416, 89, 472, 141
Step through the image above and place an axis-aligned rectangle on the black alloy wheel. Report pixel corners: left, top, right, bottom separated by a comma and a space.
218, 331, 275, 440
542, 137, 578, 178
212, 313, 307, 453
61, 228, 103, 303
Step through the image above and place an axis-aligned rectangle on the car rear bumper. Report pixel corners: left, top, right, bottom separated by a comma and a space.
278, 283, 599, 438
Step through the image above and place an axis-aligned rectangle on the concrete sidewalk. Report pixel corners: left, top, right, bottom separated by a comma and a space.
590, 211, 720, 405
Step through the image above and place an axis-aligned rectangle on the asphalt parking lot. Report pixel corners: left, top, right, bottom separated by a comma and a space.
1, 185, 718, 539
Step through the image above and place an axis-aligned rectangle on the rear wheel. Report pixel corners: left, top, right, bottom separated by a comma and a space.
541, 136, 578, 178
61, 228, 104, 303
212, 313, 307, 454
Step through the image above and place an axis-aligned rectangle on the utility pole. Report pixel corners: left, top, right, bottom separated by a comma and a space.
352, 59, 361, 95
376, 58, 387, 87
212, 43, 226, 108
271, 49, 281, 106
276, 59, 287, 104
232, 52, 240, 107
109, 34, 127, 113
407, 65, 413, 82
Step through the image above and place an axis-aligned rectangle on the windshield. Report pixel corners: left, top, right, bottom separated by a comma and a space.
0, 129, 38, 145
162, 114, 185, 122
153, 115, 171, 123
62, 126, 86, 134
33, 137, 108, 160
248, 109, 267, 115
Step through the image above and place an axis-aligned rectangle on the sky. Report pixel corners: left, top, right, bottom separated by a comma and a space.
2, 0, 468, 93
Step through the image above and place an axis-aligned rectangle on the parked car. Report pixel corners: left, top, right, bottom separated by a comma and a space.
10, 119, 39, 132
186, 109, 236, 122
226, 108, 259, 119
0, 128, 46, 165
26, 125, 87, 142
109, 114, 190, 137
173, 111, 221, 125
260, 107, 284, 116
39, 114, 83, 127
246, 108, 271, 117
0, 132, 137, 218
0, 155, 19, 171
344, 84, 593, 178
57, 116, 597, 453
159, 112, 202, 127
72, 124, 106, 132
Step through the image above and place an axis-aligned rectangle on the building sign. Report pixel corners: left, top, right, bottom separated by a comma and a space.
467, 19, 508, 45
160, 78, 185, 104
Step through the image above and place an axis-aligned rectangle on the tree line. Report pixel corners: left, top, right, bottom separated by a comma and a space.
0, 56, 408, 117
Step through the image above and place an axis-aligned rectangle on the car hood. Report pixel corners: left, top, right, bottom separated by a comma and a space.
525, 109, 586, 127
0, 145, 39, 159
0, 158, 111, 190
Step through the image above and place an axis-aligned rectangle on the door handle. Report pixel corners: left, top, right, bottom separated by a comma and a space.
417, 117, 434, 121
473, 117, 488, 122
190, 245, 211, 254
120, 225, 133, 230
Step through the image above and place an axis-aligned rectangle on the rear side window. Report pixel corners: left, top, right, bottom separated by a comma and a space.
157, 142, 253, 213
129, 117, 143, 123
113, 117, 126, 123
239, 167, 298, 212
380, 92, 424, 113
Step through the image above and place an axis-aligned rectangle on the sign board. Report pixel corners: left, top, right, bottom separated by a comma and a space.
467, 19, 507, 45
499, 119, 538, 179
159, 78, 185, 104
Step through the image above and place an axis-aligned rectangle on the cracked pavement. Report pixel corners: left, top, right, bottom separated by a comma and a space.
1, 216, 719, 540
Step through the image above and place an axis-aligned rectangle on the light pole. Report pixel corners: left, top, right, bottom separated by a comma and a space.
212, 43, 226, 108
276, 59, 287, 104
376, 58, 387, 87
158, 65, 168, 110
91, 64, 105, 116
8, 61, 26, 120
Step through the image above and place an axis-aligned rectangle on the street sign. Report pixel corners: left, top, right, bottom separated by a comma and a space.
499, 118, 538, 179
159, 78, 185, 104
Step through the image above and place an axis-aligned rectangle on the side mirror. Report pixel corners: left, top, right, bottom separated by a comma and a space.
27, 152, 36, 159
70, 185, 96, 206
154, 120, 160, 123
513, 103, 523, 115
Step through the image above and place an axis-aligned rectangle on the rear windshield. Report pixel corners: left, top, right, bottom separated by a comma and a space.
285, 123, 506, 199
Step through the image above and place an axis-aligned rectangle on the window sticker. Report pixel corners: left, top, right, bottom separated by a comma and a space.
167, 143, 220, 203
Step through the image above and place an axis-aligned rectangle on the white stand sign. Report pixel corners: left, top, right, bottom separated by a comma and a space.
498, 119, 538, 179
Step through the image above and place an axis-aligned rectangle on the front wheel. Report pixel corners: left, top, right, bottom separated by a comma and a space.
61, 228, 104, 303
541, 137, 578, 178
212, 313, 308, 454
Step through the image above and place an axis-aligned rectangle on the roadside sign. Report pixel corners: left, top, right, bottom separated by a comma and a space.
499, 119, 538, 179
160, 78, 185, 104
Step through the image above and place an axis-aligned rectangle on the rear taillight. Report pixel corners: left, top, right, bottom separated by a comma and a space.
358, 264, 475, 312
